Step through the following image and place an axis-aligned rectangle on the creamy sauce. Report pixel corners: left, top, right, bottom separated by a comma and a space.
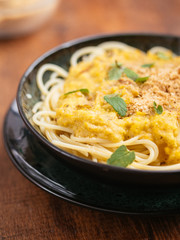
56, 48, 180, 164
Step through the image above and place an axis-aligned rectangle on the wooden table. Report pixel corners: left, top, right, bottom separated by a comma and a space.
1, 0, 180, 239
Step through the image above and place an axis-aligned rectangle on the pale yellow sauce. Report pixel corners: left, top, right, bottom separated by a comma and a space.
56, 48, 180, 165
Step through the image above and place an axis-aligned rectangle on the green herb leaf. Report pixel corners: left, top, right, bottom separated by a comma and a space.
141, 63, 154, 68
104, 94, 127, 117
123, 68, 139, 81
108, 63, 149, 83
108, 61, 123, 80
108, 67, 123, 80
135, 76, 149, 83
156, 52, 170, 60
111, 61, 122, 68
107, 145, 135, 167
64, 88, 89, 95
123, 67, 149, 83
153, 101, 163, 114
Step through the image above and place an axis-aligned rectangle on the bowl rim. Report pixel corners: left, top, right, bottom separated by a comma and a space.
16, 32, 180, 175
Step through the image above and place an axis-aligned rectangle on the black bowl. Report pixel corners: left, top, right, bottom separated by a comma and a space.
17, 33, 180, 187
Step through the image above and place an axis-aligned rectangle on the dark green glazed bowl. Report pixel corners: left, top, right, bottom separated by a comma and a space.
17, 33, 180, 187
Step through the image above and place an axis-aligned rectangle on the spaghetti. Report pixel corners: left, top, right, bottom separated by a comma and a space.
32, 41, 180, 170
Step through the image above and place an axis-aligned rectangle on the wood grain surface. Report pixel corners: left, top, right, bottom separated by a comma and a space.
1, 0, 180, 239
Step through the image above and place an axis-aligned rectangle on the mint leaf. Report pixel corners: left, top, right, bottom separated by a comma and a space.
111, 61, 122, 68
107, 145, 135, 167
123, 68, 139, 81
64, 88, 89, 95
108, 67, 123, 80
123, 67, 149, 83
156, 52, 170, 60
141, 63, 154, 68
135, 76, 149, 83
104, 94, 127, 117
153, 101, 163, 114
108, 61, 123, 80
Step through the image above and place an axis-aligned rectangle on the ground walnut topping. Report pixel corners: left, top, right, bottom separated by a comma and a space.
127, 67, 180, 115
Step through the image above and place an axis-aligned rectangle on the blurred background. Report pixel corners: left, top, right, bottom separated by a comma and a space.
0, 0, 58, 38
1, 0, 180, 239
